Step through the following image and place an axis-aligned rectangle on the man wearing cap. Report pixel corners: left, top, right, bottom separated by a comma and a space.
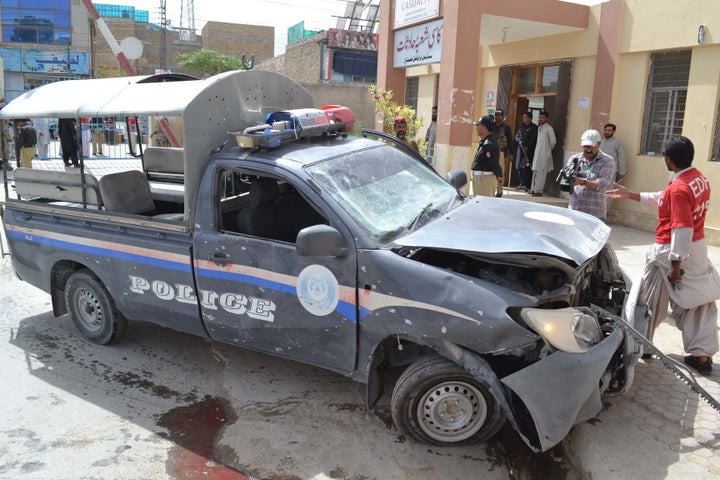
471, 115, 503, 197
564, 129, 615, 221
15, 119, 37, 169
606, 136, 719, 374
393, 116, 419, 153
493, 109, 514, 187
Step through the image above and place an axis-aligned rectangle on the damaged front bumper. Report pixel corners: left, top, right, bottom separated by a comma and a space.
499, 304, 638, 452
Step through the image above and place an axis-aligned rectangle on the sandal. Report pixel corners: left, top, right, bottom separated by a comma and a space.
684, 355, 713, 374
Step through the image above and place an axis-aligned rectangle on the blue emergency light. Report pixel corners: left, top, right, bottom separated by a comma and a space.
232, 105, 355, 149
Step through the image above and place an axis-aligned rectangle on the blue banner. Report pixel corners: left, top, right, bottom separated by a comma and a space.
0, 47, 89, 74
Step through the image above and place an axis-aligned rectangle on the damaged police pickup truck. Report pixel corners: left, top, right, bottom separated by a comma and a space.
0, 70, 642, 453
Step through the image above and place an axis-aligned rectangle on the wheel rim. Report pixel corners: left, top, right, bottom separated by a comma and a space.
74, 288, 104, 332
416, 380, 488, 443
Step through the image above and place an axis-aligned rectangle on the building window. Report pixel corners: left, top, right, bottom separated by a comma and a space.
540, 65, 559, 93
94, 4, 149, 23
515, 64, 560, 96
712, 97, 720, 162
516, 67, 537, 95
1, 0, 72, 45
641, 50, 691, 155
406, 77, 419, 111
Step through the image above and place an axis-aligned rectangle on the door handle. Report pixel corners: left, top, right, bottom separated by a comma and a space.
207, 252, 231, 264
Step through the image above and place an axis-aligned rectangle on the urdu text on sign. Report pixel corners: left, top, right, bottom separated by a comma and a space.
393, 19, 443, 68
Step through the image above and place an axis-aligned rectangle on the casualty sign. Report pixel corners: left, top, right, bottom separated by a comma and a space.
394, 0, 440, 28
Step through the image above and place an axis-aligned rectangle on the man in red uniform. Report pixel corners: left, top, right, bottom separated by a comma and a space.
606, 136, 720, 374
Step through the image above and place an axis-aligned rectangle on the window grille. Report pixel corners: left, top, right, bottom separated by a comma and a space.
641, 50, 691, 155
406, 77, 419, 112
712, 94, 720, 162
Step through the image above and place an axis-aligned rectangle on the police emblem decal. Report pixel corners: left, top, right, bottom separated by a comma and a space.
296, 265, 340, 316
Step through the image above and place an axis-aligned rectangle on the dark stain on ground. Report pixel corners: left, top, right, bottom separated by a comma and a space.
112, 370, 197, 403
27, 330, 59, 350
484, 424, 580, 480
371, 404, 394, 430
24, 323, 200, 404
158, 396, 251, 480
328, 402, 365, 413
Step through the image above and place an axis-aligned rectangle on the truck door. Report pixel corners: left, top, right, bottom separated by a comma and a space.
192, 168, 358, 373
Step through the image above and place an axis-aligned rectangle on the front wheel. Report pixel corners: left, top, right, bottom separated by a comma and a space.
391, 355, 505, 446
65, 270, 126, 345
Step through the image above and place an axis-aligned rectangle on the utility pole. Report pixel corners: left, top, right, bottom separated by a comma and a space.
160, 0, 167, 69
179, 0, 196, 42
66, 42, 71, 79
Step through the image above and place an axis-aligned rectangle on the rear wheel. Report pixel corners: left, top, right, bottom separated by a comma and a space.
65, 270, 126, 344
391, 355, 505, 445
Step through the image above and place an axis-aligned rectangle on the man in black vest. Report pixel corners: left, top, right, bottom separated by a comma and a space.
514, 112, 538, 192
15, 119, 37, 168
494, 108, 514, 188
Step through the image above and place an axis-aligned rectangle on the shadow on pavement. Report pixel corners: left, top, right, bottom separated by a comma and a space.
9, 311, 582, 479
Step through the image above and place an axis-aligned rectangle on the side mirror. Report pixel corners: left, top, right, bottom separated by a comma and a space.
447, 169, 467, 189
296, 224, 348, 257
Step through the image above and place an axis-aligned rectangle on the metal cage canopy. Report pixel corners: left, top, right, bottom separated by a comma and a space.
0, 70, 314, 226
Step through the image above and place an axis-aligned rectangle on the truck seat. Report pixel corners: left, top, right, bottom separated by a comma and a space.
99, 170, 184, 221
236, 177, 295, 242
276, 189, 327, 232
13, 168, 102, 208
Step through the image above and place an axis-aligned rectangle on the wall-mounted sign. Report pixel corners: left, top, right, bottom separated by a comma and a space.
0, 48, 89, 74
394, 0, 440, 29
328, 29, 378, 51
486, 90, 495, 107
528, 96, 545, 109
393, 19, 443, 68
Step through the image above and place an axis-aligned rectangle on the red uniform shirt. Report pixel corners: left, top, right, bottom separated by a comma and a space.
656, 167, 710, 244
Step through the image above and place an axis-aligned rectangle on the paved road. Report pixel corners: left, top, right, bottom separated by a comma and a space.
0, 245, 578, 479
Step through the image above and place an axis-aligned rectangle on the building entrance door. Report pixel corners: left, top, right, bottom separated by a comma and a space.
497, 61, 572, 195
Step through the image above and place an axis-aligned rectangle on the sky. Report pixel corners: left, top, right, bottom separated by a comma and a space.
106, 0, 357, 55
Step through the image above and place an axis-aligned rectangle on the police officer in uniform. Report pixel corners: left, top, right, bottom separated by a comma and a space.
15, 119, 37, 169
471, 115, 503, 197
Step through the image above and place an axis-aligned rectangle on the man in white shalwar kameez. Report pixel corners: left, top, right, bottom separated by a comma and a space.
530, 111, 556, 196
606, 136, 720, 374
32, 117, 50, 160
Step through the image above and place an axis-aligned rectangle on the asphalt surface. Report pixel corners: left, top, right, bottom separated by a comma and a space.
0, 156, 718, 479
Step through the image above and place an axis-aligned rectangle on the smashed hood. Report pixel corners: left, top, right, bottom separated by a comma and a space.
395, 197, 611, 265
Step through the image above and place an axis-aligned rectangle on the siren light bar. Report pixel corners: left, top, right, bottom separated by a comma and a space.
233, 105, 355, 149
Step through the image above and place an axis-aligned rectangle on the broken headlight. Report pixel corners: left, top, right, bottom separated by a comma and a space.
520, 307, 603, 353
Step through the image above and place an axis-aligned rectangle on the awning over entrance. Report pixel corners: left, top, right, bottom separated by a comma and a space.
478, 1, 594, 45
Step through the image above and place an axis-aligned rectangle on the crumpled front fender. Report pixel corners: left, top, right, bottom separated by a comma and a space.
500, 327, 623, 452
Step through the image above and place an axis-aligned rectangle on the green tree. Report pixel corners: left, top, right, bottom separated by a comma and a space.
368, 85, 421, 139
177, 49, 244, 77
94, 65, 127, 78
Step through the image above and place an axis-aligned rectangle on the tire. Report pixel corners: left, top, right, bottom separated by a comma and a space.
391, 355, 506, 446
64, 270, 127, 345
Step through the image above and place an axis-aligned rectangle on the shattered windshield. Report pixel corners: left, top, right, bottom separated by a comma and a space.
306, 145, 459, 244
